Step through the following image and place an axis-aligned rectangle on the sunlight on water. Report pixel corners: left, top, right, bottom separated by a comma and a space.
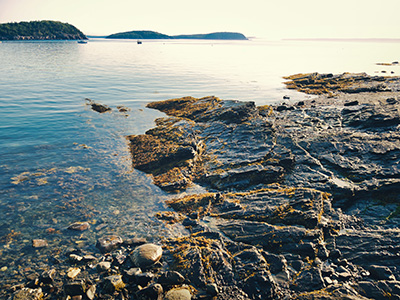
0, 38, 399, 280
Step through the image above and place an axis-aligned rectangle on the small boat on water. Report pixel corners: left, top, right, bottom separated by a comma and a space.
77, 40, 88, 44
137, 40, 142, 44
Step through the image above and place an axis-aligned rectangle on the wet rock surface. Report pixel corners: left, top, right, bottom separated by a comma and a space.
3, 73, 400, 299
125, 74, 400, 299
283, 72, 400, 95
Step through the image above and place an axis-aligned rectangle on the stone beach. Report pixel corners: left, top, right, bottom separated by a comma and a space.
3, 72, 400, 299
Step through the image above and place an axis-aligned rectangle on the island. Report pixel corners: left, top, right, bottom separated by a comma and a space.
0, 20, 87, 41
106, 30, 248, 40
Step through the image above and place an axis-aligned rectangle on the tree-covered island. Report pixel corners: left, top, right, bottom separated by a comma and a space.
0, 20, 87, 41
106, 30, 248, 40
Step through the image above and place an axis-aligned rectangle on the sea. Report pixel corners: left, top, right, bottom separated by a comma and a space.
0, 38, 399, 281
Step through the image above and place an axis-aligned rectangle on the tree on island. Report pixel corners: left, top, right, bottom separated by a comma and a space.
0, 20, 87, 40
106, 30, 248, 40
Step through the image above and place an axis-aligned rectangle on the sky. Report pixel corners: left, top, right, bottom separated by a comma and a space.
0, 0, 399, 39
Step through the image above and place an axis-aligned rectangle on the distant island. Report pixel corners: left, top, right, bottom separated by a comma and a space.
0, 21, 87, 41
106, 30, 247, 40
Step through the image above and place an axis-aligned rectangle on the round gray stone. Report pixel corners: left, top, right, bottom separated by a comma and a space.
164, 288, 191, 300
130, 243, 162, 268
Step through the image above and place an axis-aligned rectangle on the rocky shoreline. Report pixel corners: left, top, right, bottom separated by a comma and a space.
4, 73, 400, 299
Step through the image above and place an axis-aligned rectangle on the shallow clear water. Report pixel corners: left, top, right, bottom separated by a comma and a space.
0, 38, 399, 276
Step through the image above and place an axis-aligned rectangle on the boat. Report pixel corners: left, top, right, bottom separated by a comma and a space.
77, 40, 88, 44
137, 40, 142, 44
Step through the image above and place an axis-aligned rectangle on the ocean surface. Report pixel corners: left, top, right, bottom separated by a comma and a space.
0, 38, 399, 278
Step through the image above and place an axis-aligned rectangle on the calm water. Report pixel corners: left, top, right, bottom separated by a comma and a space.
0, 38, 400, 276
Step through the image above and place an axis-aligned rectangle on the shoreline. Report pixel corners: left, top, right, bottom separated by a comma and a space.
4, 73, 400, 299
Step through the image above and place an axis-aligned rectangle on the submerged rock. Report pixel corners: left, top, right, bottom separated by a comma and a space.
96, 235, 123, 253
32, 239, 48, 248
67, 221, 90, 231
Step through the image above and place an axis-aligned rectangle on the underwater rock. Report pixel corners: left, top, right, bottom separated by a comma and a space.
96, 235, 123, 253
32, 239, 48, 248
67, 222, 90, 231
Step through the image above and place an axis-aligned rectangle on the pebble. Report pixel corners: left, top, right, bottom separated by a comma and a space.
86, 285, 96, 300
206, 283, 218, 296
67, 267, 81, 279
103, 275, 125, 293
96, 261, 111, 272
123, 267, 142, 283
0, 266, 7, 272
337, 271, 352, 280
68, 222, 90, 231
130, 243, 162, 268
164, 288, 192, 300
96, 235, 123, 253
95, 223, 108, 231
136, 283, 163, 299
32, 239, 48, 248
12, 287, 44, 300
64, 281, 86, 296
69, 254, 83, 263
82, 254, 97, 262
158, 271, 185, 286
136, 272, 154, 287
40, 269, 56, 284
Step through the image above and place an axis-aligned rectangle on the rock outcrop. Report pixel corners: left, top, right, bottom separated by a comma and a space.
127, 74, 400, 299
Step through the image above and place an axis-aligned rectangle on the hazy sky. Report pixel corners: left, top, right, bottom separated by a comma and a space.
0, 0, 399, 39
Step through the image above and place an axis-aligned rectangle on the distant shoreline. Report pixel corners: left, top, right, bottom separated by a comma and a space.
284, 37, 400, 43
105, 30, 248, 40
